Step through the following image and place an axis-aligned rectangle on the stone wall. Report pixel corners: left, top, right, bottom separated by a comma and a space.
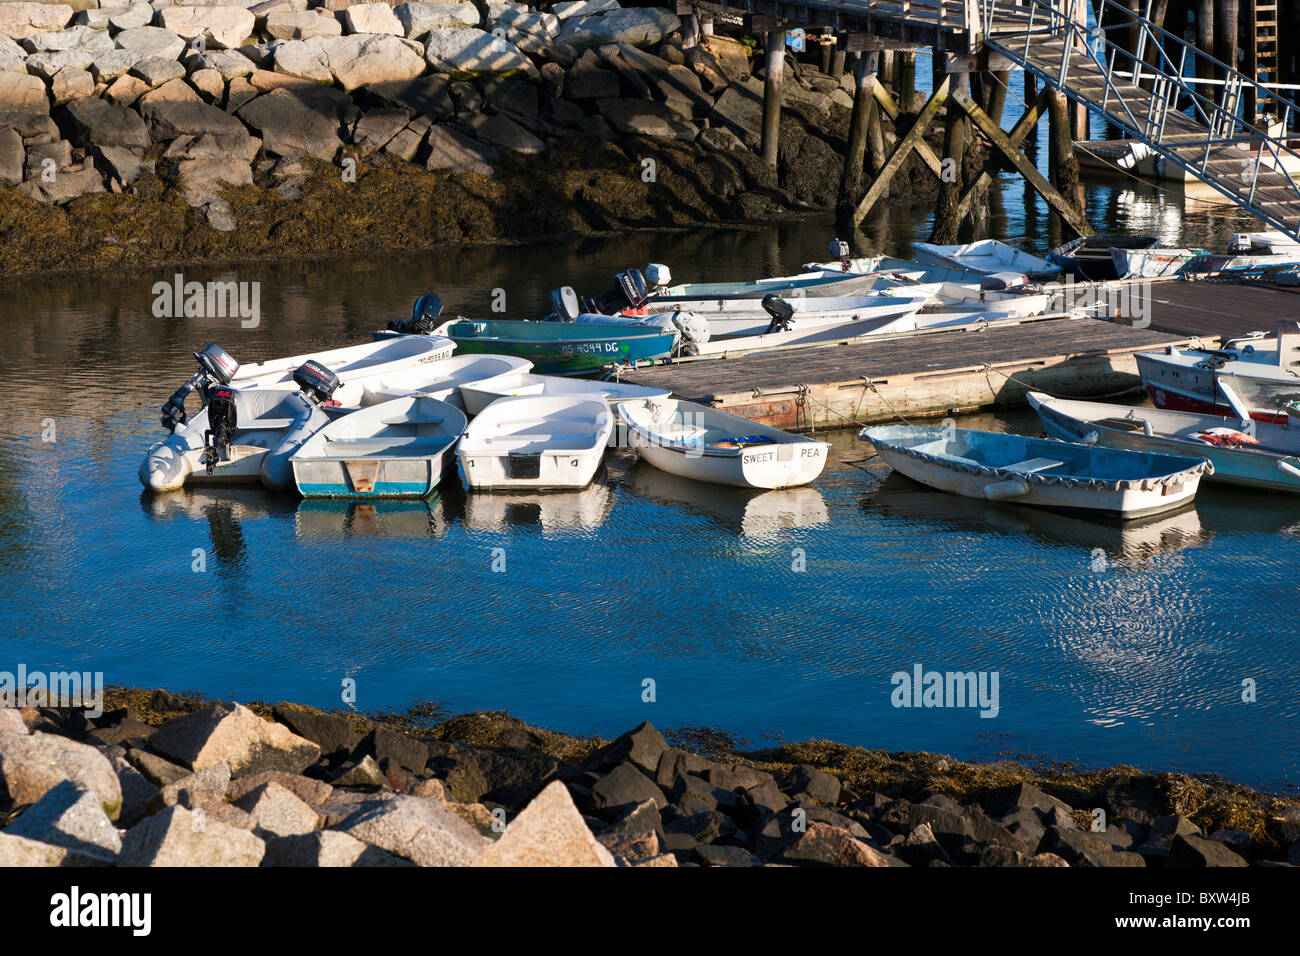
0, 0, 861, 234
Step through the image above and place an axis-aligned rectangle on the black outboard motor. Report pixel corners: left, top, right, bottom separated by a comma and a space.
160, 343, 239, 432
549, 286, 582, 322
761, 294, 795, 334
292, 360, 341, 404
587, 268, 653, 314
201, 385, 238, 475
387, 293, 444, 334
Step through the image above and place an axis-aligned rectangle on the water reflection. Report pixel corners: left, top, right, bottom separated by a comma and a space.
461, 478, 615, 534
295, 495, 450, 540
862, 471, 1208, 567
624, 461, 829, 537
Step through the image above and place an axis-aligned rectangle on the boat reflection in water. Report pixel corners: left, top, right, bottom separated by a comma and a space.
295, 495, 449, 540
623, 461, 829, 537
139, 486, 299, 572
461, 477, 615, 534
862, 471, 1207, 566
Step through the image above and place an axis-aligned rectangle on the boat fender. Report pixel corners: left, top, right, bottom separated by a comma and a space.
984, 478, 1030, 501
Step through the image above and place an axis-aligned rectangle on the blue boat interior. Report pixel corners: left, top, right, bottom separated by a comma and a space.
870, 425, 1204, 480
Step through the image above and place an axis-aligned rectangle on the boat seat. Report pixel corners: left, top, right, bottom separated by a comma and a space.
323, 437, 450, 452
380, 415, 443, 425
485, 432, 588, 443
1001, 457, 1067, 474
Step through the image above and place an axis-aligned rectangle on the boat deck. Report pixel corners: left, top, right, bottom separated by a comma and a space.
617, 314, 1188, 432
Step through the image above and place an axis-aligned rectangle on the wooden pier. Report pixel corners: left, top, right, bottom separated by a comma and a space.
618, 314, 1188, 431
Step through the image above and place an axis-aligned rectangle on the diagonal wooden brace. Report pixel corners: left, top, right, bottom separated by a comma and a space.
871, 81, 946, 180
955, 87, 1052, 220
852, 76, 950, 227
949, 85, 1094, 237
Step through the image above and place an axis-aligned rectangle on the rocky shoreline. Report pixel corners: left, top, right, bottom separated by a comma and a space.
0, 0, 946, 278
1, 688, 1296, 867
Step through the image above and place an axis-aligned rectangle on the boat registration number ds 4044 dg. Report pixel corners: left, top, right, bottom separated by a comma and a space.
560, 342, 627, 355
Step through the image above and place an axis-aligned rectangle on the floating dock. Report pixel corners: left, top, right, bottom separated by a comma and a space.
619, 314, 1190, 432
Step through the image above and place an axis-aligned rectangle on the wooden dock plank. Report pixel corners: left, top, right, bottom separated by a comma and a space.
618, 316, 1188, 431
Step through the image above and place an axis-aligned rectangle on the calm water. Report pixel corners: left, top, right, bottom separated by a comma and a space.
3, 139, 1298, 792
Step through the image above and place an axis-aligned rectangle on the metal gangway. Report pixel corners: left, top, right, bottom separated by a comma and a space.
972, 0, 1300, 240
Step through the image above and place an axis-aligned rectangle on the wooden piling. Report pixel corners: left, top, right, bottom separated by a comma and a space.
931, 70, 970, 244
761, 30, 785, 168
681, 13, 698, 50
899, 52, 916, 111
837, 53, 877, 214
1048, 89, 1084, 235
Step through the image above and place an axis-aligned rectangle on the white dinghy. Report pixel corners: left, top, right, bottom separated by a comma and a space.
861, 423, 1211, 518
909, 240, 1060, 279
226, 337, 454, 406
618, 397, 828, 489
458, 395, 613, 490
360, 354, 534, 407
291, 395, 467, 498
458, 371, 669, 417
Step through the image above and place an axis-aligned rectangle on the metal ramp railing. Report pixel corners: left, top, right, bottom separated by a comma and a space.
975, 0, 1300, 241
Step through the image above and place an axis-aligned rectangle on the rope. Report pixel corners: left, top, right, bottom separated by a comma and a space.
978, 361, 1144, 400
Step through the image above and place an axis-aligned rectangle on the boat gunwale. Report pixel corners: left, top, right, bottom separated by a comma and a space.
862, 425, 1212, 490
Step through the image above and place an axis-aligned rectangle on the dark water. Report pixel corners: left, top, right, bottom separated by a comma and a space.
3, 124, 1298, 792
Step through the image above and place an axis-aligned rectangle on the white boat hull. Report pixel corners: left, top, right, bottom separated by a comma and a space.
458, 395, 613, 490
458, 372, 669, 417
619, 398, 828, 489
1029, 392, 1300, 495
291, 395, 467, 499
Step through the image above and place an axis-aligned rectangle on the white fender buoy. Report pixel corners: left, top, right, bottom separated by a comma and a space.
984, 478, 1030, 501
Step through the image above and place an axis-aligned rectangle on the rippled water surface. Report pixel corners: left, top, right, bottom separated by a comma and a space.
2, 155, 1298, 791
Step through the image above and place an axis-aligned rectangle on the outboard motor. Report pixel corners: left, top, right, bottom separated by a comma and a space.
644, 263, 672, 288
387, 293, 444, 334
201, 384, 238, 475
829, 238, 851, 271
160, 342, 239, 432
549, 286, 582, 323
669, 309, 710, 355
588, 268, 653, 314
761, 294, 795, 334
292, 359, 341, 404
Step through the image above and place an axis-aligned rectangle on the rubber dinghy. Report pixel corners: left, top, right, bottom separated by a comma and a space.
618, 397, 829, 489
139, 337, 453, 492
291, 395, 467, 498
860, 424, 1211, 518
458, 395, 613, 490
140, 358, 345, 492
